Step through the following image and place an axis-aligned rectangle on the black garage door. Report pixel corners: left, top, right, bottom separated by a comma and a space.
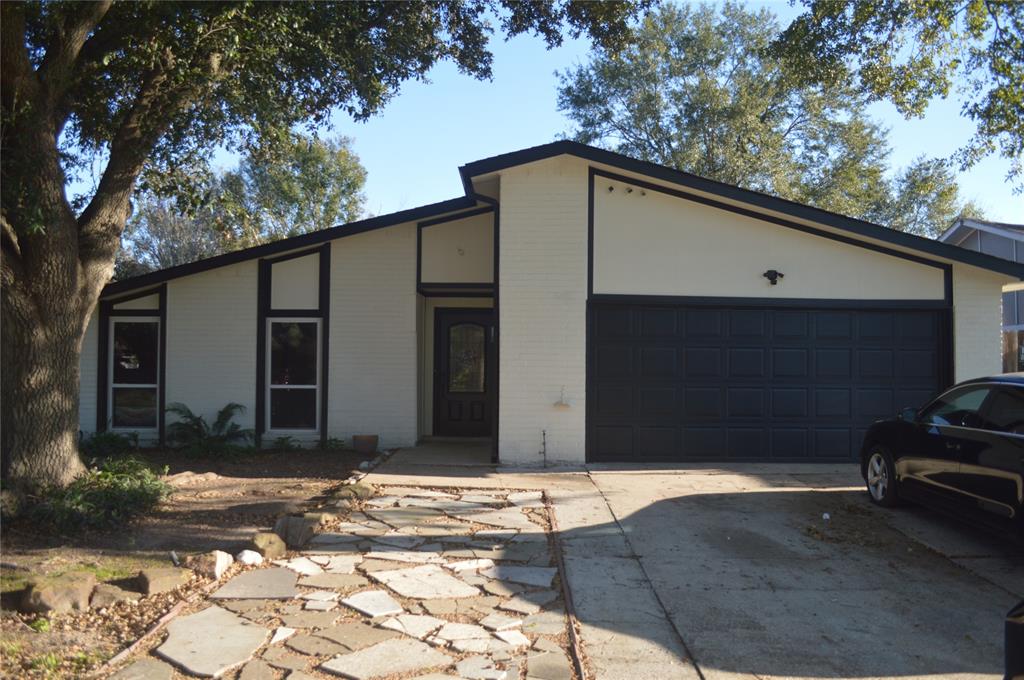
588, 302, 950, 462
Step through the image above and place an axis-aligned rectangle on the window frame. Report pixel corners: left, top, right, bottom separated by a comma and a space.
265, 317, 322, 434
108, 316, 161, 432
447, 321, 487, 394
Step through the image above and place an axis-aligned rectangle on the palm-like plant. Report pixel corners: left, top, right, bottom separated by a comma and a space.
165, 402, 253, 454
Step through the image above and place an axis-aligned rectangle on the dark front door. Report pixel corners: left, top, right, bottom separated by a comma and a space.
434, 308, 494, 437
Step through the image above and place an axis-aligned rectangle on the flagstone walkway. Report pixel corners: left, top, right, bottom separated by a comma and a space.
111, 487, 576, 680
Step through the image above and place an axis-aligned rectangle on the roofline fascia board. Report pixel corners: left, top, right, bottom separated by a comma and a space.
102, 196, 478, 297
460, 140, 1024, 279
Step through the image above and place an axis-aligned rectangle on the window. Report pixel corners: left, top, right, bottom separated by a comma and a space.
921, 386, 991, 428
982, 387, 1024, 435
110, 318, 160, 429
448, 323, 485, 393
267, 319, 320, 430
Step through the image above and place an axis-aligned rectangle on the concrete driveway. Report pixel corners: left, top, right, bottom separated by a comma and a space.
562, 465, 1024, 680
367, 453, 1023, 679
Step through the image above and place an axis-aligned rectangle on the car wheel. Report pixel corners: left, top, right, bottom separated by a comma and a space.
865, 447, 899, 507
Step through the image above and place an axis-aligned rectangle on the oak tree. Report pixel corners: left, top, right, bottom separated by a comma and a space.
1, 0, 642, 488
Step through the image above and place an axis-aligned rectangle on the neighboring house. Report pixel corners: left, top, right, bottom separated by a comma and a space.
82, 141, 1024, 465
939, 217, 1024, 373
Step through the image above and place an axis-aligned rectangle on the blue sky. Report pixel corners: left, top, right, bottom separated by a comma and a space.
210, 1, 1017, 224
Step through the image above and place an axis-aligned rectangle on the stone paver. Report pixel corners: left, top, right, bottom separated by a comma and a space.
341, 589, 404, 617
286, 633, 347, 656
303, 600, 337, 611
271, 626, 296, 644
109, 658, 174, 680
460, 508, 539, 531
527, 649, 574, 680
371, 564, 479, 599
480, 566, 556, 588
300, 590, 338, 602
279, 610, 340, 628
211, 568, 299, 600
155, 606, 268, 677
456, 655, 507, 680
261, 646, 310, 671
316, 622, 400, 650
435, 622, 490, 641
379, 613, 445, 639
494, 629, 531, 648
320, 638, 451, 679
299, 573, 368, 589
479, 612, 522, 631
238, 659, 275, 680
273, 557, 323, 576
521, 611, 566, 635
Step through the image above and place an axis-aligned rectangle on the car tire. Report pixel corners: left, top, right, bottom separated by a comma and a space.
865, 446, 899, 507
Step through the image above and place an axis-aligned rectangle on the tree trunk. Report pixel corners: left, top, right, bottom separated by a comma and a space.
1, 281, 88, 488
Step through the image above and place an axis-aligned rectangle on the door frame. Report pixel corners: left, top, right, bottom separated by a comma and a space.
432, 306, 495, 437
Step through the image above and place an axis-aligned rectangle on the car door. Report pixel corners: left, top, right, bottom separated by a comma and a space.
907, 384, 993, 506
957, 386, 1024, 521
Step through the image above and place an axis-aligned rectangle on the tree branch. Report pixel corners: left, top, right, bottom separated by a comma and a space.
37, 0, 112, 111
1, 3, 39, 107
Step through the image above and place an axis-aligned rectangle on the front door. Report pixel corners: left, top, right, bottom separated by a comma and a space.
434, 308, 494, 437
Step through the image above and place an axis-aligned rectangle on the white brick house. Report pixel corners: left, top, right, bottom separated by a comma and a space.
82, 142, 1024, 465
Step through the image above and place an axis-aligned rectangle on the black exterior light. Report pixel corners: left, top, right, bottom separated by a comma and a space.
763, 269, 784, 285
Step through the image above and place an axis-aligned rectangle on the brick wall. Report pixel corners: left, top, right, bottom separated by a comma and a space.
328, 224, 418, 449
953, 263, 1007, 381
498, 157, 588, 464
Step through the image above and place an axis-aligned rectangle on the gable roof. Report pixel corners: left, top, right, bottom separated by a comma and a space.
459, 140, 1024, 279
939, 217, 1024, 245
104, 140, 1024, 298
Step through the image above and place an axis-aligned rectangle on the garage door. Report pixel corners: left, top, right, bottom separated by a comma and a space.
588, 302, 949, 462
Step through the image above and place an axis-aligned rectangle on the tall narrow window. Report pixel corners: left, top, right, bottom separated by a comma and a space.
268, 319, 320, 430
110, 318, 160, 428
448, 323, 485, 393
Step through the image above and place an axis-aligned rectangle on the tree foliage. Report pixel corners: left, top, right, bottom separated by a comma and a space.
773, 0, 1024, 187
557, 2, 981, 236
117, 133, 366, 276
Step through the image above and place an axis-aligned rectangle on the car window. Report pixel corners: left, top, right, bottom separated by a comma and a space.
920, 386, 991, 428
982, 387, 1024, 435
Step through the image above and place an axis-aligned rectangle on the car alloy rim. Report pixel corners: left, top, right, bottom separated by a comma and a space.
867, 452, 888, 501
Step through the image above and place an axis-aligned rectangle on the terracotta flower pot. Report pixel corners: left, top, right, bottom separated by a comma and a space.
352, 434, 379, 456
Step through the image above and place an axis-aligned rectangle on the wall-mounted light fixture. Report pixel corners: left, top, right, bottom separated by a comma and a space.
763, 269, 784, 285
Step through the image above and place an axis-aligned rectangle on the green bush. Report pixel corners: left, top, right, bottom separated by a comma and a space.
80, 430, 138, 458
272, 436, 302, 451
165, 402, 253, 456
321, 437, 346, 450
25, 457, 171, 533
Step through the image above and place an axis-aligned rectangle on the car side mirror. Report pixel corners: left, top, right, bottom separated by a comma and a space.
898, 407, 918, 422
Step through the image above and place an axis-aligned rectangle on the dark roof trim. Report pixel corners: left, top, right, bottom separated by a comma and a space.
103, 196, 478, 297
459, 140, 1024, 279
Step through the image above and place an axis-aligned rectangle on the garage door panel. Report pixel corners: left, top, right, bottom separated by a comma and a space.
637, 427, 677, 459
773, 348, 809, 377
640, 346, 678, 377
685, 347, 722, 377
638, 387, 676, 415
815, 388, 851, 417
727, 388, 765, 417
589, 302, 946, 462
640, 308, 678, 336
596, 385, 632, 416
729, 348, 766, 378
729, 310, 767, 337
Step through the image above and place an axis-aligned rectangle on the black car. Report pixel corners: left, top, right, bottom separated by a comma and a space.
860, 373, 1024, 536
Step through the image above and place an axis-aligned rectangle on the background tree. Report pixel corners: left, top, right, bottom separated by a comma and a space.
116, 133, 367, 276
1, 0, 645, 488
773, 0, 1024, 188
557, 2, 980, 232
215, 133, 366, 248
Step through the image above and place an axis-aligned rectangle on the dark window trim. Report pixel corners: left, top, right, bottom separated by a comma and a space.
461, 141, 1023, 279
256, 243, 330, 446
96, 282, 167, 442
419, 206, 494, 229
417, 290, 495, 299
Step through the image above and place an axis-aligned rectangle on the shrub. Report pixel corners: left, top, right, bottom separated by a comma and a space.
272, 436, 302, 451
24, 457, 171, 533
321, 437, 346, 450
165, 402, 253, 455
80, 430, 138, 458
